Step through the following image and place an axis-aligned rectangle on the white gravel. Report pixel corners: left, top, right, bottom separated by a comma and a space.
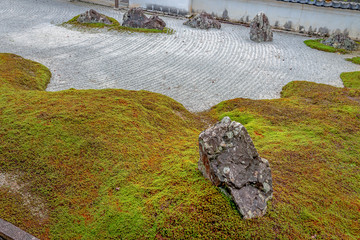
1, 0, 359, 111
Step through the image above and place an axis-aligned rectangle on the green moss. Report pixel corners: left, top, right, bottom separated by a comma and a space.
341, 71, 360, 89
63, 14, 174, 34
346, 57, 360, 65
304, 39, 349, 54
0, 53, 51, 90
1, 54, 359, 239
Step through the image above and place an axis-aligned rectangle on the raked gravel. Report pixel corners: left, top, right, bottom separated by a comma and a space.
1, 0, 359, 111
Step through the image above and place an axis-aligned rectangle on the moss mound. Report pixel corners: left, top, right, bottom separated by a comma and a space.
64, 14, 174, 34
0, 54, 359, 239
0, 53, 51, 90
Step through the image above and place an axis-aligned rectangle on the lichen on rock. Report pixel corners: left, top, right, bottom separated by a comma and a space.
198, 116, 273, 219
249, 12, 273, 42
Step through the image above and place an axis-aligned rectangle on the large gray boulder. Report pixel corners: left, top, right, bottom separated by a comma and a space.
322, 33, 358, 51
250, 12, 273, 42
122, 8, 166, 30
183, 12, 221, 29
198, 116, 273, 219
77, 9, 112, 25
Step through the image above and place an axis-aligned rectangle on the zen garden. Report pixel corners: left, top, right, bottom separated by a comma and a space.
0, 0, 359, 239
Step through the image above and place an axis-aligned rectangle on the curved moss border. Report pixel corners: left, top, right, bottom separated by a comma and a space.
345, 57, 360, 65
303, 39, 350, 54
63, 14, 174, 34
341, 71, 360, 89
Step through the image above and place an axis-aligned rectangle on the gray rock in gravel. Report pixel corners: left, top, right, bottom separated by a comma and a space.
77, 9, 112, 25
322, 32, 358, 51
183, 12, 221, 29
198, 116, 273, 219
250, 12, 273, 42
122, 8, 166, 30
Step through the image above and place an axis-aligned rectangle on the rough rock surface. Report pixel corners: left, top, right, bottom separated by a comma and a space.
322, 33, 358, 51
77, 9, 112, 25
183, 12, 221, 29
122, 8, 166, 30
198, 117, 273, 219
250, 12, 273, 42
143, 16, 166, 30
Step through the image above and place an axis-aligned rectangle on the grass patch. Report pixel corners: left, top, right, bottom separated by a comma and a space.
0, 54, 359, 239
304, 39, 349, 54
341, 71, 360, 89
346, 56, 360, 65
63, 14, 174, 34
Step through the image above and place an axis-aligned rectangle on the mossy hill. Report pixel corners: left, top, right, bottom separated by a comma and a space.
64, 14, 174, 34
0, 53, 359, 239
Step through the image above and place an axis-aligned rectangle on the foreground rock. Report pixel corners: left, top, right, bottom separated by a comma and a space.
250, 12, 273, 42
122, 8, 166, 30
183, 12, 221, 29
322, 33, 358, 51
198, 117, 273, 219
77, 9, 112, 25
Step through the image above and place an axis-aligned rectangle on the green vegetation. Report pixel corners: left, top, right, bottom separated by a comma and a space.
63, 14, 174, 34
1, 53, 359, 239
341, 71, 360, 89
304, 39, 349, 54
346, 56, 360, 65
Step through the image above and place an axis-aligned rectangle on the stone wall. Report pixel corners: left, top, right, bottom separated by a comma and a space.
192, 0, 360, 39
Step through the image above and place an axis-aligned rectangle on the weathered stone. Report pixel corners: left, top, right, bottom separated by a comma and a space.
143, 15, 166, 30
122, 8, 166, 30
322, 32, 358, 51
183, 12, 221, 29
198, 116, 273, 219
77, 9, 112, 25
250, 12, 273, 42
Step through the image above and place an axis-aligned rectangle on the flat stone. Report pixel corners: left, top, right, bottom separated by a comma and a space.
0, 218, 39, 240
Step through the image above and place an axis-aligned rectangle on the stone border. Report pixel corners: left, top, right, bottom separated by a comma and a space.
0, 218, 38, 240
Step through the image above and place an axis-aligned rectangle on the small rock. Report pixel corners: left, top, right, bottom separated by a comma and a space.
77, 9, 112, 25
249, 12, 273, 42
183, 12, 221, 29
198, 117, 273, 219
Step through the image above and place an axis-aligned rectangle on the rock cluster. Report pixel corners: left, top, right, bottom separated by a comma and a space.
249, 12, 273, 42
198, 117, 273, 219
183, 12, 221, 29
322, 33, 358, 51
77, 9, 112, 25
122, 8, 166, 30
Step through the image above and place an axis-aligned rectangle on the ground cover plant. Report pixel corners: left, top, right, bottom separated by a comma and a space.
346, 56, 360, 65
304, 39, 349, 54
63, 14, 174, 34
341, 71, 360, 89
0, 53, 359, 239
